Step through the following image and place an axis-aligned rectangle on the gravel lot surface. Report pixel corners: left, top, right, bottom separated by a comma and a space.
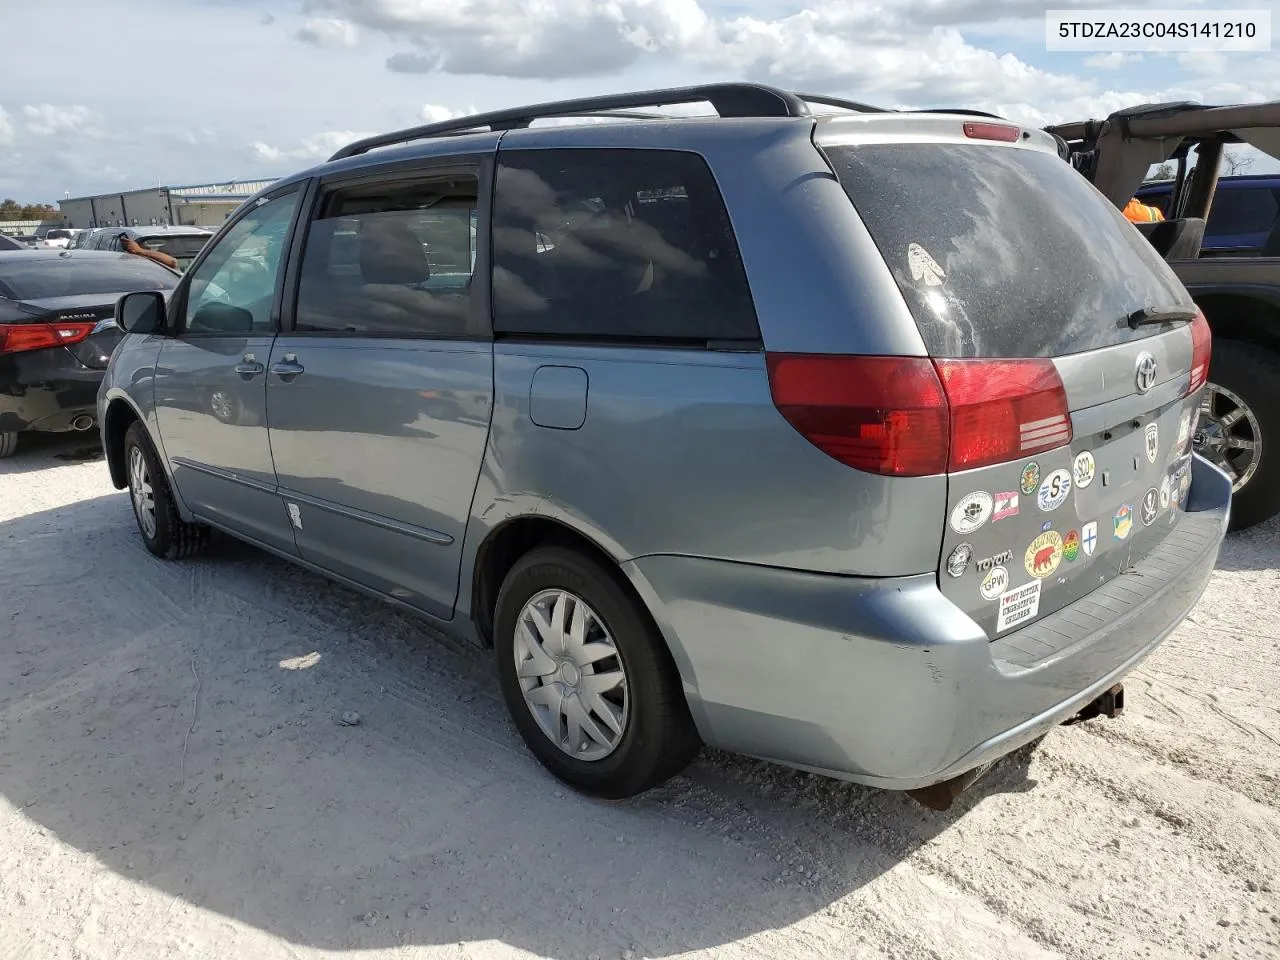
2, 436, 1278, 960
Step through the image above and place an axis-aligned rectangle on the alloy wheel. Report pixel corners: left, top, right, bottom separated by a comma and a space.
513, 589, 629, 761
128, 445, 158, 540
1194, 381, 1262, 492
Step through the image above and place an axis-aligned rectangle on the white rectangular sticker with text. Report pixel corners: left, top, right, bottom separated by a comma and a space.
997, 580, 1042, 633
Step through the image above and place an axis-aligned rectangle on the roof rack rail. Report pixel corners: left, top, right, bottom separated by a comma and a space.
910, 108, 1008, 120
796, 93, 888, 114
329, 82, 812, 161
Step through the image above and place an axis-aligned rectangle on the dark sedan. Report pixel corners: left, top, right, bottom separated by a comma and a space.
0, 250, 179, 457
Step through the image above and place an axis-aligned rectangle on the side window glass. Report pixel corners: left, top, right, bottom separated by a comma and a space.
294, 175, 478, 337
491, 148, 760, 342
183, 191, 300, 335
1206, 188, 1279, 238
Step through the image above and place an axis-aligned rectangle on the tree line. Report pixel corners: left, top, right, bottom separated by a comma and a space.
0, 199, 60, 221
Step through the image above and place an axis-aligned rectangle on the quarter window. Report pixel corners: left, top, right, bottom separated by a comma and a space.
293, 175, 479, 337
491, 149, 759, 343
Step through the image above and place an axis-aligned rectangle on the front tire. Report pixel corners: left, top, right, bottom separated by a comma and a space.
123, 421, 210, 559
1197, 339, 1280, 531
494, 546, 700, 799
0, 430, 16, 458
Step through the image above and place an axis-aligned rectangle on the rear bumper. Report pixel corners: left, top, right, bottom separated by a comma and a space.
0, 347, 103, 434
623, 455, 1231, 790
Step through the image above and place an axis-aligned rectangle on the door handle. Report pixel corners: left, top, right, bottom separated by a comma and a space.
271, 353, 305, 381
234, 353, 264, 378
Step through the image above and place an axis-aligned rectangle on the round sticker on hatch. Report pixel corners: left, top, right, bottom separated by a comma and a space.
980, 565, 1009, 601
1025, 530, 1065, 579
949, 491, 994, 534
1073, 451, 1096, 489
1037, 468, 1072, 512
907, 243, 946, 286
946, 543, 973, 578
1159, 474, 1172, 510
1019, 461, 1041, 496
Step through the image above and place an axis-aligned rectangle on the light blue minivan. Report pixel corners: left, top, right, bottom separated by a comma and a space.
99, 84, 1229, 806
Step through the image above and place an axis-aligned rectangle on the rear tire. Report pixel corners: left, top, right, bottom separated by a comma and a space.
1198, 339, 1280, 532
0, 430, 16, 458
123, 421, 210, 559
494, 546, 700, 799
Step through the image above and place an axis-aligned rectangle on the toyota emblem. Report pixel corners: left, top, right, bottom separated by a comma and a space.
1135, 352, 1158, 394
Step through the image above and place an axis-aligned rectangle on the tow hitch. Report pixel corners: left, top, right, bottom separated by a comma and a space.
1061, 683, 1125, 726
907, 683, 1127, 812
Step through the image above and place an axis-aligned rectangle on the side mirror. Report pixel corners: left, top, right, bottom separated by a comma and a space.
116, 291, 166, 334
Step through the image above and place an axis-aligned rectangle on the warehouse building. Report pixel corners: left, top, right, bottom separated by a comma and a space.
58, 178, 276, 230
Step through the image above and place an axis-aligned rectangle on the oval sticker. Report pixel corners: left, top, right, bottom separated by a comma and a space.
980, 565, 1009, 600
1025, 530, 1064, 579
1073, 450, 1096, 489
1037, 468, 1072, 512
950, 491, 994, 534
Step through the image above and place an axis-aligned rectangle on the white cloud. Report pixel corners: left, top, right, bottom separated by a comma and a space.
21, 104, 96, 137
296, 17, 358, 47
1084, 52, 1143, 70
311, 0, 1093, 106
0, 106, 14, 149
420, 103, 476, 123
251, 130, 375, 163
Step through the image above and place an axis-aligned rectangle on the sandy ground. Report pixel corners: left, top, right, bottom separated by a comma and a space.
1, 435, 1278, 960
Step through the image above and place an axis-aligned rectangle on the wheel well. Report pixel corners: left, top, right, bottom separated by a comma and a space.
471, 517, 630, 647
1196, 293, 1280, 355
102, 400, 140, 489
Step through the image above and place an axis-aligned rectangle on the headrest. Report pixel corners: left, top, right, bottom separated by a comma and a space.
359, 217, 430, 285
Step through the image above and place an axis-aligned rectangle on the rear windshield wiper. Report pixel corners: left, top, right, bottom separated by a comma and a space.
1126, 306, 1198, 329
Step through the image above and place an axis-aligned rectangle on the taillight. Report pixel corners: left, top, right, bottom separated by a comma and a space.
766, 355, 949, 477
933, 358, 1072, 471
0, 321, 96, 355
766, 354, 1072, 477
963, 121, 1020, 143
1188, 310, 1211, 395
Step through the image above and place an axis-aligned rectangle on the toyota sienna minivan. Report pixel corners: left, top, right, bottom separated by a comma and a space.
98, 84, 1230, 805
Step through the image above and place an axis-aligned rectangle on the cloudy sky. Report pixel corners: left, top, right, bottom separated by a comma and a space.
2, 0, 1277, 203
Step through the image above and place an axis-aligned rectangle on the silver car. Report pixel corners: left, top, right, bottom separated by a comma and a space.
98, 84, 1230, 805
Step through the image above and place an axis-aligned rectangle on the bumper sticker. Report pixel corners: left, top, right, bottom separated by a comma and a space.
946, 543, 973, 578
1063, 529, 1081, 561
1019, 461, 1041, 496
1072, 450, 1096, 489
1113, 504, 1133, 540
997, 580, 1042, 633
950, 491, 994, 534
980, 565, 1009, 601
1024, 530, 1064, 579
1141, 486, 1159, 526
993, 491, 1020, 521
1145, 422, 1160, 464
1082, 521, 1098, 556
1037, 468, 1072, 512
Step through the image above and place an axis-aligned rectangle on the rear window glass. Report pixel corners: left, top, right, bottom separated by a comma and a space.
824, 143, 1194, 358
0, 257, 177, 300
139, 234, 209, 261
492, 148, 759, 343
